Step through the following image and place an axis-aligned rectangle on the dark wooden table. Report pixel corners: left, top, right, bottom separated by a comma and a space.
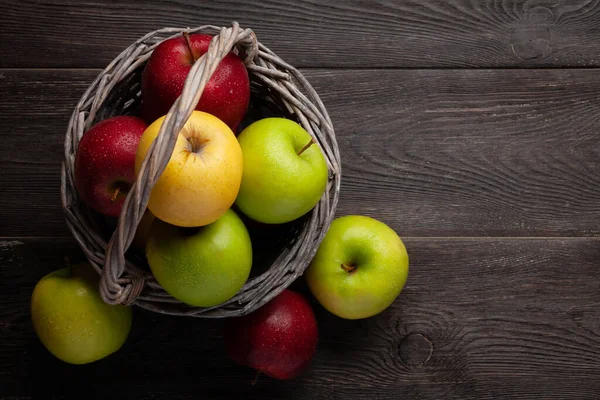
2, 1, 600, 398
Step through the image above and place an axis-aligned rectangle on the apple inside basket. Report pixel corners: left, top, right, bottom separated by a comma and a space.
61, 23, 341, 318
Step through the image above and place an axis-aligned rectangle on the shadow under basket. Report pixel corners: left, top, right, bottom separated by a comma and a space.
60, 22, 341, 318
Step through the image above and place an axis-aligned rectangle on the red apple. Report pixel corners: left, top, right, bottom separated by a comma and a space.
74, 116, 147, 217
141, 33, 250, 131
224, 290, 318, 380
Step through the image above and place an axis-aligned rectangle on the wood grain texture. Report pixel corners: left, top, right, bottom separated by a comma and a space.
4, 0, 600, 68
324, 68, 600, 237
1, 237, 599, 399
2, 69, 600, 237
0, 70, 91, 237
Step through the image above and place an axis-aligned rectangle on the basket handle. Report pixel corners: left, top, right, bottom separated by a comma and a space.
100, 22, 258, 305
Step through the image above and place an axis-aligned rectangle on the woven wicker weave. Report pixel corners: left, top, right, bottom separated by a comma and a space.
61, 22, 341, 318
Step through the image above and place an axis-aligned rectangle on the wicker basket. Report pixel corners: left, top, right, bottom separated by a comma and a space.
60, 22, 341, 318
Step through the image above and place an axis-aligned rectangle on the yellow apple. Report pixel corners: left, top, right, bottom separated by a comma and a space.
135, 111, 243, 227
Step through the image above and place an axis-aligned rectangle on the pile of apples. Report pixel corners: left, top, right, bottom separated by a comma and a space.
31, 33, 410, 380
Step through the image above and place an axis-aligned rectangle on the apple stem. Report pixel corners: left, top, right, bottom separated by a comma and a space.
297, 138, 316, 156
341, 263, 357, 273
110, 187, 121, 203
183, 32, 198, 62
251, 370, 262, 386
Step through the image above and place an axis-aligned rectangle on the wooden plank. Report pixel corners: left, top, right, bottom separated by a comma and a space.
2, 237, 600, 399
3, 0, 600, 68
2, 69, 600, 237
0, 70, 92, 237
322, 68, 600, 237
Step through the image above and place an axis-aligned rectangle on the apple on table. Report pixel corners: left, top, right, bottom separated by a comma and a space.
31, 263, 132, 364
224, 290, 318, 380
306, 215, 410, 320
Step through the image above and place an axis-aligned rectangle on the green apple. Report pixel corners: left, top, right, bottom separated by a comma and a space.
235, 118, 328, 224
305, 215, 409, 319
31, 263, 132, 364
146, 209, 252, 307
